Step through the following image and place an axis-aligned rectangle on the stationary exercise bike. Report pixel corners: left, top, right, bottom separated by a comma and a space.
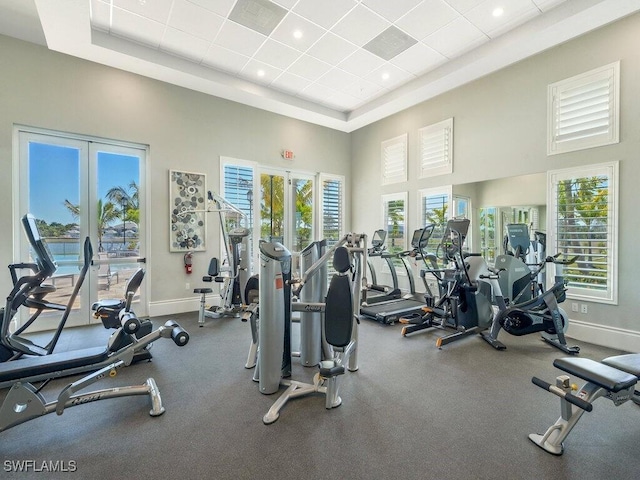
478, 224, 580, 354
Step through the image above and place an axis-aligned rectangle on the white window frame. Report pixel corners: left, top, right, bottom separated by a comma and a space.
417, 186, 452, 253
547, 161, 619, 304
547, 61, 620, 156
418, 118, 453, 178
381, 134, 408, 185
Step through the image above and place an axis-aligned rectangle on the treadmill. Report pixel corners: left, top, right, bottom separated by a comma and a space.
360, 227, 431, 325
364, 229, 402, 305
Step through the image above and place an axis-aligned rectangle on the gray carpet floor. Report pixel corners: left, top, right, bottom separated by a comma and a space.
0, 313, 637, 480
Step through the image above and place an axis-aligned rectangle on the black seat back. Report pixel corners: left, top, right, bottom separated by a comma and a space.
325, 247, 353, 348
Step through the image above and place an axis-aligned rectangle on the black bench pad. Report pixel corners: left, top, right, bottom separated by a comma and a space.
554, 357, 637, 393
602, 354, 640, 376
0, 347, 108, 383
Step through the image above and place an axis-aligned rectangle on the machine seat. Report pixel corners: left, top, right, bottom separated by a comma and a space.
602, 353, 640, 376
0, 346, 108, 383
553, 357, 637, 392
319, 361, 345, 377
194, 288, 213, 294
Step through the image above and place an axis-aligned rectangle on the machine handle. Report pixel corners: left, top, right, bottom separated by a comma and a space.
531, 377, 593, 412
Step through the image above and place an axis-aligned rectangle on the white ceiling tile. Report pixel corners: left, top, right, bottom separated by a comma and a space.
270, 12, 326, 52
361, 0, 422, 23
287, 54, 332, 81
331, 4, 390, 47
366, 63, 414, 88
113, 0, 173, 23
307, 32, 358, 65
188, 0, 237, 18
444, 0, 484, 14
271, 72, 312, 94
160, 27, 210, 62
168, 0, 225, 41
293, 0, 358, 30
466, 0, 539, 37
396, 0, 459, 40
343, 78, 384, 100
254, 38, 302, 70
323, 91, 361, 111
272, 0, 298, 9
424, 16, 488, 58
390, 42, 446, 75
202, 44, 250, 74
240, 59, 283, 85
532, 0, 568, 11
214, 20, 266, 57
90, 0, 111, 31
337, 49, 386, 77
300, 82, 339, 103
111, 7, 166, 48
316, 68, 359, 91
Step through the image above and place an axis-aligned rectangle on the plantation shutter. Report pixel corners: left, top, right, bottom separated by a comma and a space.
381, 134, 407, 185
419, 118, 453, 178
548, 162, 618, 304
320, 176, 344, 247
548, 62, 619, 155
222, 164, 254, 222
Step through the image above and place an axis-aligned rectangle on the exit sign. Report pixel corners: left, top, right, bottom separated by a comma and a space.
282, 149, 294, 160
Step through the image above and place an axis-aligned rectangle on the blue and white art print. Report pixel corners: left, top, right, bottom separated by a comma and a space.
169, 170, 206, 252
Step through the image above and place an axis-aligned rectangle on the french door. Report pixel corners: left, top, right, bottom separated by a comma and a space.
16, 130, 147, 330
259, 169, 315, 255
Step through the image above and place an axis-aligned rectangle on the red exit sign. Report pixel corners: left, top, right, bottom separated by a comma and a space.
282, 149, 294, 160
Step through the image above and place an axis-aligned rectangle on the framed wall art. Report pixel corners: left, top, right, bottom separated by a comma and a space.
169, 170, 207, 252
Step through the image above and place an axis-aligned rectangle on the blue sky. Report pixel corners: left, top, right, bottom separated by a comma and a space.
29, 142, 139, 224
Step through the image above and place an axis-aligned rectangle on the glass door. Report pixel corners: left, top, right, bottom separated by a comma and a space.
18, 130, 146, 331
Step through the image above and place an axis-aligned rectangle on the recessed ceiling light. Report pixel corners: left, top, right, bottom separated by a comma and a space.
257, 69, 265, 77
293, 30, 303, 39
381, 72, 390, 81
492, 7, 504, 17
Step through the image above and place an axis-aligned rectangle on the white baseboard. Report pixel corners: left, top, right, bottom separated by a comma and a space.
567, 318, 640, 353
149, 294, 221, 318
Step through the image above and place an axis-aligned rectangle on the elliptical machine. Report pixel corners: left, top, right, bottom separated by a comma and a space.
401, 218, 494, 348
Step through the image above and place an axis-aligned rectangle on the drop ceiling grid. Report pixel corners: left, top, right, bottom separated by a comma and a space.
91, 0, 564, 112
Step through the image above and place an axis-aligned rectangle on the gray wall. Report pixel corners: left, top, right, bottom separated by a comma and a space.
0, 34, 351, 312
351, 13, 640, 349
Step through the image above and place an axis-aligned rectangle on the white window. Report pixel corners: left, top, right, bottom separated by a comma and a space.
418, 118, 453, 178
381, 134, 407, 185
547, 62, 620, 155
418, 186, 452, 255
382, 192, 407, 256
319, 174, 345, 247
547, 162, 618, 304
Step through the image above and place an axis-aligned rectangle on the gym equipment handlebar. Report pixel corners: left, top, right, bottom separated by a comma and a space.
531, 376, 593, 412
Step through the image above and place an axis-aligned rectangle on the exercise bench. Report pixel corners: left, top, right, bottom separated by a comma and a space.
529, 354, 640, 455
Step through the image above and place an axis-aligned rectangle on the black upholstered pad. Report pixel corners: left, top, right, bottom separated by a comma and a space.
325, 274, 353, 348
0, 347, 108, 383
602, 354, 640, 376
332, 246, 351, 274
194, 288, 213, 294
554, 357, 637, 392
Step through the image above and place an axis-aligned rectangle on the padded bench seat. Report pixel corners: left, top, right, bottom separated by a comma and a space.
0, 347, 108, 384
553, 357, 637, 393
602, 353, 640, 376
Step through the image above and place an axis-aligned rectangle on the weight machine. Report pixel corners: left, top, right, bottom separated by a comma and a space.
191, 191, 252, 325
250, 233, 366, 424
